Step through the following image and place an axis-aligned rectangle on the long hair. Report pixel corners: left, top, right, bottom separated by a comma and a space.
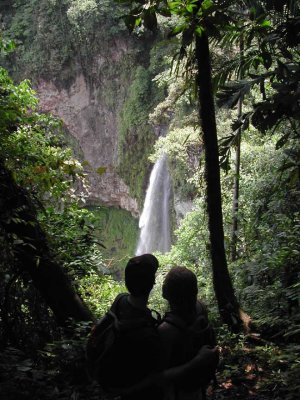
162, 266, 198, 321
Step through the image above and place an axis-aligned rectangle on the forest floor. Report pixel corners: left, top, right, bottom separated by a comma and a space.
208, 370, 273, 400
206, 339, 299, 400
0, 338, 299, 400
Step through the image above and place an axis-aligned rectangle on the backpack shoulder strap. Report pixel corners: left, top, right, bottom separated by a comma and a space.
109, 294, 159, 332
105, 293, 129, 330
110, 293, 127, 313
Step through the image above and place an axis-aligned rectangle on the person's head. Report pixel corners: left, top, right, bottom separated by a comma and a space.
125, 254, 159, 297
162, 266, 198, 314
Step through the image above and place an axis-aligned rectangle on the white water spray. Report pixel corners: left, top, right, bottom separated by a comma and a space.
136, 154, 172, 255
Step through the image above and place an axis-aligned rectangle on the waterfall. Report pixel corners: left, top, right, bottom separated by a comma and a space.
136, 154, 171, 255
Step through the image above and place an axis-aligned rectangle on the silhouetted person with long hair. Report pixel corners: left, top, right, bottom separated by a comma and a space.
158, 266, 217, 399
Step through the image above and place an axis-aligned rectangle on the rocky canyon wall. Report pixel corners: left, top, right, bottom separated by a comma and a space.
36, 35, 143, 215
0, 2, 148, 218
36, 70, 139, 216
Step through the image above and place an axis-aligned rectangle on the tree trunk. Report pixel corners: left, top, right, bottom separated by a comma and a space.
231, 114, 241, 262
0, 161, 95, 325
195, 32, 242, 331
231, 37, 244, 262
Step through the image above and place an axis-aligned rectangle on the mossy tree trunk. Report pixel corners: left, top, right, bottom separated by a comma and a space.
195, 32, 243, 331
0, 161, 95, 325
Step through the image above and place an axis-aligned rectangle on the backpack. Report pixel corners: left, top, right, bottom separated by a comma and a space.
162, 304, 217, 393
86, 293, 160, 392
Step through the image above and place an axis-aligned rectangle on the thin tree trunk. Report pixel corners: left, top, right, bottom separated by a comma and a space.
0, 161, 95, 325
231, 113, 241, 262
195, 32, 242, 331
231, 37, 244, 262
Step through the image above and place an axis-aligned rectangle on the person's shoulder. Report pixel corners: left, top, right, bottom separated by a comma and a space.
112, 292, 128, 306
116, 292, 129, 300
158, 319, 182, 343
110, 292, 129, 314
158, 320, 174, 332
162, 312, 187, 329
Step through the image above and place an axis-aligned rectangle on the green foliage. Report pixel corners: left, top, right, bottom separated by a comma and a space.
0, 325, 103, 400
87, 206, 139, 273
156, 125, 300, 341
2, 123, 85, 201
136, 0, 300, 339
0, 68, 38, 132
0, 49, 112, 355
78, 271, 125, 316
216, 1, 300, 169
208, 324, 300, 400
0, 53, 129, 400
148, 56, 204, 199
269, 344, 300, 400
224, 135, 300, 332
0, 64, 86, 202
150, 125, 201, 198
1, 0, 128, 82
38, 205, 104, 275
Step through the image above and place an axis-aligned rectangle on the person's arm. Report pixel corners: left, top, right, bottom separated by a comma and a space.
157, 318, 219, 384
159, 345, 219, 384
119, 322, 179, 395
121, 345, 219, 395
157, 321, 179, 369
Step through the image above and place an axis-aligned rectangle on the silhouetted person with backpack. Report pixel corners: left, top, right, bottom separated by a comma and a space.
158, 266, 217, 400
86, 253, 161, 400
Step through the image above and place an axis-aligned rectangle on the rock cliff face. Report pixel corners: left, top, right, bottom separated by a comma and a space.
0, 2, 151, 218
36, 68, 139, 217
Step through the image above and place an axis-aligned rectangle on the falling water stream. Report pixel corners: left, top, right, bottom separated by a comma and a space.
136, 154, 172, 255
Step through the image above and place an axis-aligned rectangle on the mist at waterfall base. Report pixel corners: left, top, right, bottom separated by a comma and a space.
136, 154, 172, 255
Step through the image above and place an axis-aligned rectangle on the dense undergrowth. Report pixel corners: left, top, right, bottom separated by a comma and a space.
87, 205, 139, 274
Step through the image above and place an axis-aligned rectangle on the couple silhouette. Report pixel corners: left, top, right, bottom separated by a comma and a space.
87, 253, 218, 400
